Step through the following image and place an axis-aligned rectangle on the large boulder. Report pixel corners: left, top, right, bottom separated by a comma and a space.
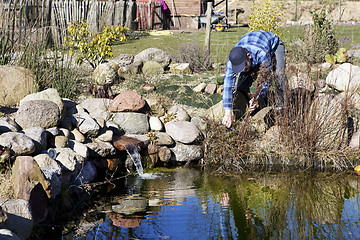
110, 53, 134, 67
20, 88, 65, 118
142, 61, 164, 75
112, 112, 149, 134
79, 98, 112, 121
12, 156, 50, 224
170, 142, 203, 162
165, 121, 203, 144
15, 100, 61, 129
326, 63, 360, 92
0, 65, 36, 106
0, 132, 35, 155
92, 63, 118, 86
134, 48, 171, 69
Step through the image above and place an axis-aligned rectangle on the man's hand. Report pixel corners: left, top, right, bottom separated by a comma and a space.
222, 109, 232, 128
248, 97, 258, 114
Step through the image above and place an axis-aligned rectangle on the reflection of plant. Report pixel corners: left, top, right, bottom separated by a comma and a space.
65, 21, 127, 69
248, 0, 283, 37
325, 48, 348, 64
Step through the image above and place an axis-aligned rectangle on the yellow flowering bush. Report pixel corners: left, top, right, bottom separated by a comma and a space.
65, 21, 127, 69
248, 0, 283, 37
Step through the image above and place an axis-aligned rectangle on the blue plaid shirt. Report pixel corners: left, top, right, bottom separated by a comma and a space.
223, 30, 279, 110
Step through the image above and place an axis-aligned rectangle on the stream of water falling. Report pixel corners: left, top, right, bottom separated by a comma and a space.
124, 144, 144, 176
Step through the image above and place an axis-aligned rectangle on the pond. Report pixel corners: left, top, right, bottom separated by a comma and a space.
62, 168, 360, 240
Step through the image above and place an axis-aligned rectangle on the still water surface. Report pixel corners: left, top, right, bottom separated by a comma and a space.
65, 168, 360, 239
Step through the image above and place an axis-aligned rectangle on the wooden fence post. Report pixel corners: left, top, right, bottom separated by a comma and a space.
204, 1, 212, 54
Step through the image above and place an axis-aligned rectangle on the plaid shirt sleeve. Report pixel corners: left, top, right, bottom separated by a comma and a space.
222, 59, 236, 110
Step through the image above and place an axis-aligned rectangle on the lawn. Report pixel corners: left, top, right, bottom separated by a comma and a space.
112, 25, 360, 66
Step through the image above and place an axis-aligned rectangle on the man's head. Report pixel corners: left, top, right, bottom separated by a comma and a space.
229, 47, 251, 73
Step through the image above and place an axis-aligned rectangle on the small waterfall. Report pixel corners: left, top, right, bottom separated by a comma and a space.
125, 144, 144, 176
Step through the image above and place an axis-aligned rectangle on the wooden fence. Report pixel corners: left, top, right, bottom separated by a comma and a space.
0, 0, 136, 48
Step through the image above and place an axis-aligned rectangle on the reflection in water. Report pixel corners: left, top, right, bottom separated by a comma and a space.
66, 169, 360, 240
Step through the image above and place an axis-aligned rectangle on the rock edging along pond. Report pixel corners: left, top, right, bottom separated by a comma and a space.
0, 86, 207, 239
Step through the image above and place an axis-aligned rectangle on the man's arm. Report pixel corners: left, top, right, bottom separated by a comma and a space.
222, 60, 236, 128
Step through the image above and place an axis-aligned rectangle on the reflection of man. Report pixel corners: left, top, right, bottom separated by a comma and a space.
222, 30, 286, 128
219, 192, 236, 239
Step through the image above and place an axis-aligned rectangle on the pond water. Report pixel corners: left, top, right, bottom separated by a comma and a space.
63, 168, 360, 240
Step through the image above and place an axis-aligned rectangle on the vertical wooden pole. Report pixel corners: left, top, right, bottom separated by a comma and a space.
204, 1, 212, 54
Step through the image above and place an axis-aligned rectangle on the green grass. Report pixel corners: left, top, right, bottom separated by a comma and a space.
112, 25, 360, 66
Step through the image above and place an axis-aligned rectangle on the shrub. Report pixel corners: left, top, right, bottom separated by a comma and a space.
169, 41, 212, 73
248, 0, 283, 37
65, 21, 127, 69
291, 8, 338, 64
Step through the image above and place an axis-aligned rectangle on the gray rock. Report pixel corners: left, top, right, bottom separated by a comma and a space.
0, 132, 35, 155
134, 48, 171, 68
170, 142, 203, 162
47, 148, 85, 172
169, 63, 192, 74
21, 127, 47, 154
92, 63, 118, 85
326, 63, 360, 92
72, 112, 101, 137
20, 88, 65, 118
79, 98, 112, 121
0, 199, 33, 240
165, 121, 203, 144
86, 139, 117, 158
153, 132, 174, 146
142, 61, 164, 75
111, 53, 134, 67
106, 120, 123, 135
0, 65, 36, 107
45, 127, 60, 137
112, 112, 149, 134
33, 154, 62, 198
191, 116, 208, 132
70, 128, 85, 143
168, 105, 190, 121
193, 83, 207, 93
52, 135, 69, 148
15, 100, 60, 129
97, 130, 113, 142
149, 116, 163, 131
68, 140, 89, 159
145, 97, 166, 116
0, 117, 20, 133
